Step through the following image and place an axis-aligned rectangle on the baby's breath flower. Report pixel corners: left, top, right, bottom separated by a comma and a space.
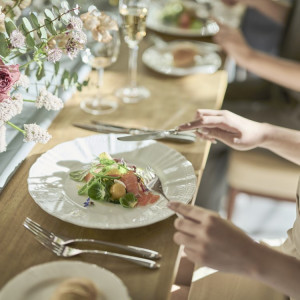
15, 73, 30, 89
0, 120, 7, 153
10, 30, 25, 48
65, 32, 86, 60
36, 87, 63, 111
0, 96, 23, 122
47, 48, 63, 63
72, 30, 87, 44
23, 123, 52, 143
67, 16, 83, 31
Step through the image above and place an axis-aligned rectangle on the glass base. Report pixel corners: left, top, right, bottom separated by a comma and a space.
115, 86, 150, 103
80, 95, 118, 115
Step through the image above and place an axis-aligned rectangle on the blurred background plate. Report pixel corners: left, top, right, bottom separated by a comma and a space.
147, 1, 219, 37
143, 40, 222, 76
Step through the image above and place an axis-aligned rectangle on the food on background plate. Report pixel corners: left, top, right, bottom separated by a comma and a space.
69, 152, 160, 208
160, 1, 204, 30
50, 277, 105, 300
172, 42, 199, 68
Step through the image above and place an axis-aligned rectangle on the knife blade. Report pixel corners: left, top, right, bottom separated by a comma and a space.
73, 122, 151, 134
117, 130, 196, 143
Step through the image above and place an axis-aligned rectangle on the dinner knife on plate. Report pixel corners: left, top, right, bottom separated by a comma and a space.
73, 122, 196, 143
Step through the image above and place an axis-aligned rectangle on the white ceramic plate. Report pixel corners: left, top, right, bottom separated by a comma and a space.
0, 261, 130, 300
27, 134, 196, 229
147, 1, 219, 37
143, 40, 222, 76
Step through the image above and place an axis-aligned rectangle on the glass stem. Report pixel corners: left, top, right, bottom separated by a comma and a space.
96, 67, 104, 91
128, 44, 139, 89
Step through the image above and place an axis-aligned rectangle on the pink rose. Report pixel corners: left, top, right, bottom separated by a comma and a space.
0, 59, 20, 102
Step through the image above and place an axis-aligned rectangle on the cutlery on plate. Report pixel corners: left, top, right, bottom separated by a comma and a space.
73, 122, 197, 143
143, 166, 170, 201
23, 217, 161, 260
32, 233, 160, 269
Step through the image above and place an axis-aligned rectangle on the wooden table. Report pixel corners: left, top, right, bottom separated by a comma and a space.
0, 35, 227, 300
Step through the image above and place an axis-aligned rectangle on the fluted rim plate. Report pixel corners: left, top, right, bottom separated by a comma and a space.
27, 134, 196, 229
0, 261, 130, 300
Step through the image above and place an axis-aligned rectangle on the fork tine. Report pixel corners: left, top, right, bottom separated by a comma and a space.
24, 221, 52, 241
24, 217, 52, 237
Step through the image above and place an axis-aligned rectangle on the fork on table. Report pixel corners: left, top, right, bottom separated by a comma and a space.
23, 217, 161, 260
143, 166, 171, 201
31, 233, 159, 269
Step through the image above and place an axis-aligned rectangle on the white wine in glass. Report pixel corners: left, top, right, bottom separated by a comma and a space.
116, 0, 150, 103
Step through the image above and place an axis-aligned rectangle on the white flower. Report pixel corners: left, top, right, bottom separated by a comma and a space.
80, 10, 118, 43
10, 30, 25, 48
0, 120, 6, 153
0, 96, 23, 122
74, 4, 80, 15
15, 73, 30, 89
36, 87, 63, 111
72, 30, 87, 44
47, 48, 63, 63
67, 16, 83, 31
23, 123, 52, 143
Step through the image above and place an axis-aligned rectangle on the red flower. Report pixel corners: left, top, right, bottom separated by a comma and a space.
0, 59, 20, 102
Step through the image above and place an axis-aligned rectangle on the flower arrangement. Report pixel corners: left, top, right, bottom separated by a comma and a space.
0, 1, 89, 153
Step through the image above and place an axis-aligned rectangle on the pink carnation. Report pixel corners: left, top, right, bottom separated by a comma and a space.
0, 59, 20, 102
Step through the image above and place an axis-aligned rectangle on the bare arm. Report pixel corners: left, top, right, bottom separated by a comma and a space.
222, 0, 291, 25
179, 110, 300, 165
168, 202, 300, 299
214, 24, 300, 92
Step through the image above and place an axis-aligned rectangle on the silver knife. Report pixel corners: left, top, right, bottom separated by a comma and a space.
73, 122, 151, 134
73, 123, 196, 143
117, 130, 196, 143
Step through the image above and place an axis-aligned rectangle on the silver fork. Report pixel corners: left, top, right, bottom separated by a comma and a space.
143, 166, 171, 201
33, 234, 160, 269
23, 217, 161, 260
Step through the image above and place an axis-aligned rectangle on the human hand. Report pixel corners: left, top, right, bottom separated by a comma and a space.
168, 202, 257, 274
178, 109, 267, 151
213, 23, 253, 67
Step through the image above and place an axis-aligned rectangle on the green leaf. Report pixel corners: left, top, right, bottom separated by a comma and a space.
45, 18, 56, 35
36, 63, 45, 80
30, 13, 40, 28
44, 9, 55, 20
22, 17, 34, 38
52, 6, 61, 17
0, 33, 10, 57
25, 65, 30, 76
71, 72, 78, 84
25, 34, 35, 48
61, 70, 69, 89
54, 61, 60, 75
88, 182, 106, 201
4, 18, 17, 36
119, 193, 138, 208
39, 27, 47, 41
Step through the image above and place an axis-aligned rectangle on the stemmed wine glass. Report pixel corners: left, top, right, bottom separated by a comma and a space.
116, 0, 150, 103
81, 29, 120, 115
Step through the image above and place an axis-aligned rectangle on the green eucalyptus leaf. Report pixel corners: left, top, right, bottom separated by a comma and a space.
54, 61, 60, 75
5, 18, 17, 36
25, 65, 30, 76
45, 18, 56, 35
25, 34, 35, 48
22, 17, 34, 38
39, 27, 48, 41
30, 13, 40, 28
36, 63, 45, 80
0, 33, 10, 57
44, 9, 55, 20
71, 72, 78, 84
52, 6, 61, 17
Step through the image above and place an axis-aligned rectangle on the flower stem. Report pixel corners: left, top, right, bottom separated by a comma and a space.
23, 99, 35, 103
19, 59, 35, 70
6, 121, 25, 135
